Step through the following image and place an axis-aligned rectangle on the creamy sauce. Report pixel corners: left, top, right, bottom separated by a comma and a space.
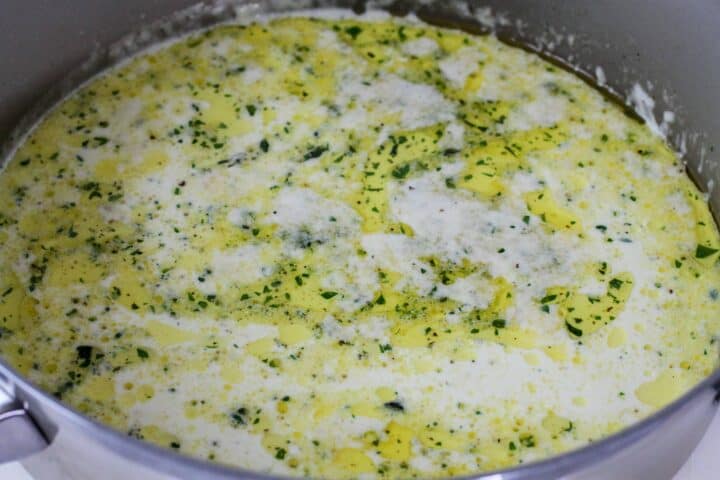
1, 13, 719, 479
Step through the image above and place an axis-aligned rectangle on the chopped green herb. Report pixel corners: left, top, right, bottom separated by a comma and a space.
540, 294, 557, 304
76, 345, 94, 368
519, 434, 536, 448
303, 145, 329, 161
345, 26, 363, 40
391, 164, 410, 179
565, 321, 583, 337
383, 401, 405, 412
231, 407, 247, 425
695, 244, 719, 259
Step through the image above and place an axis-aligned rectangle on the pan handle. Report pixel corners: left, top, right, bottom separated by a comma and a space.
0, 378, 48, 463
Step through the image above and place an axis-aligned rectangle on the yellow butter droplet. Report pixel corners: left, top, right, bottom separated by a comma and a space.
350, 401, 380, 419
136, 384, 155, 402
524, 353, 540, 366
378, 421, 414, 461
313, 399, 335, 420
332, 448, 375, 474
458, 164, 505, 198
474, 326, 538, 349
140, 425, 180, 447
418, 425, 468, 451
94, 156, 119, 178
145, 320, 195, 346
76, 375, 116, 402
245, 337, 275, 356
542, 411, 572, 435
607, 327, 627, 348
543, 344, 568, 362
220, 363, 244, 384
463, 71, 483, 92
278, 324, 311, 345
635, 370, 687, 408
376, 386, 396, 402
524, 188, 582, 233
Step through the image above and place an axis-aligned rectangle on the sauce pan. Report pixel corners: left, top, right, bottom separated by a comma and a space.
0, 1, 719, 478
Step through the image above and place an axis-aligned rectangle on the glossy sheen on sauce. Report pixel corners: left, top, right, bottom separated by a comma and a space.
1, 12, 719, 479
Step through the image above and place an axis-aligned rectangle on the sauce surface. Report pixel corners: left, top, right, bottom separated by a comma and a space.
1, 12, 719, 479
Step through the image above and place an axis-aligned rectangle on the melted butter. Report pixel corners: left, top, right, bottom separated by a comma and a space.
0, 12, 719, 479
635, 370, 688, 408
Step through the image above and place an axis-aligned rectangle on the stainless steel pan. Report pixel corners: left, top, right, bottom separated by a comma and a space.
1, 1, 719, 479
